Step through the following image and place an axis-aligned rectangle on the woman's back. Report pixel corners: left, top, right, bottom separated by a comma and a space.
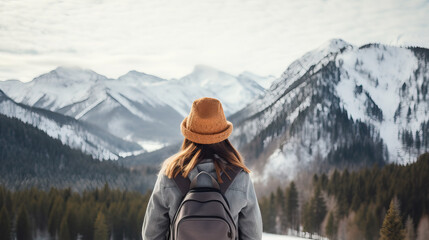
141, 97, 262, 240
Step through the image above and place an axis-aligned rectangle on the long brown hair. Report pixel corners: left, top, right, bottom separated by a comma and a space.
162, 138, 250, 183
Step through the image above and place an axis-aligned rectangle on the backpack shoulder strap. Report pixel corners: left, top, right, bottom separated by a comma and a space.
173, 165, 243, 196
173, 173, 191, 196
219, 165, 242, 194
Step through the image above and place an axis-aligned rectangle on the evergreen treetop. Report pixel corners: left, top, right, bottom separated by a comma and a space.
380, 198, 405, 240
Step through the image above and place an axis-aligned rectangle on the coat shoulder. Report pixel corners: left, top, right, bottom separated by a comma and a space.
228, 169, 251, 193
156, 170, 178, 189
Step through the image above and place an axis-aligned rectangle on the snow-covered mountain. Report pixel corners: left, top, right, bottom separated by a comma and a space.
163, 65, 268, 116
0, 65, 269, 151
118, 70, 168, 85
229, 39, 429, 180
0, 90, 141, 160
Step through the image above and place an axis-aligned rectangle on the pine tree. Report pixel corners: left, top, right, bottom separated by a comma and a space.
325, 211, 336, 240
285, 181, 299, 233
266, 193, 277, 233
110, 202, 126, 240
302, 201, 313, 238
407, 107, 412, 122
0, 205, 11, 240
48, 196, 64, 238
302, 186, 327, 237
35, 193, 49, 231
79, 204, 94, 240
16, 206, 31, 240
66, 207, 78, 240
259, 193, 277, 233
313, 187, 327, 235
59, 214, 71, 240
260, 198, 271, 233
415, 131, 421, 152
275, 187, 286, 232
94, 211, 109, 240
380, 198, 405, 240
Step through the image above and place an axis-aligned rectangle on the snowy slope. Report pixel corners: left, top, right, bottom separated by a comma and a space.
0, 66, 266, 151
335, 44, 428, 163
0, 90, 141, 160
230, 39, 429, 181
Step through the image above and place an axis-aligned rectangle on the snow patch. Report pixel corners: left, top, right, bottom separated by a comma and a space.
137, 140, 167, 152
261, 143, 298, 181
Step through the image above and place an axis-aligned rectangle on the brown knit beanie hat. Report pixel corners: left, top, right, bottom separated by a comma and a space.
181, 97, 233, 144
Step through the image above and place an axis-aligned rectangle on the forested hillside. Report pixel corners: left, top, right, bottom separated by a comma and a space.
3, 153, 428, 240
0, 114, 153, 192
259, 152, 429, 240
0, 185, 150, 240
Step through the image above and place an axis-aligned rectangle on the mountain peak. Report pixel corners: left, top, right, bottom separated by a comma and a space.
34, 66, 108, 83
324, 38, 351, 49
269, 39, 353, 92
122, 70, 150, 77
127, 70, 145, 75
53, 66, 100, 77
190, 64, 225, 76
186, 65, 235, 79
118, 70, 166, 84
55, 65, 84, 72
313, 38, 353, 57
177, 65, 234, 86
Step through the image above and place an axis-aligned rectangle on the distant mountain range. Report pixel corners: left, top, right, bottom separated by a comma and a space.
0, 65, 274, 156
2, 39, 428, 184
121, 39, 429, 182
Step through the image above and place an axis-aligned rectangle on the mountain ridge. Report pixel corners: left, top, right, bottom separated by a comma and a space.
0, 90, 142, 160
0, 65, 272, 152
118, 40, 429, 176
228, 39, 429, 180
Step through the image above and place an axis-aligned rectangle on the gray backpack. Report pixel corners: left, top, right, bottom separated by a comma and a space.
170, 166, 241, 240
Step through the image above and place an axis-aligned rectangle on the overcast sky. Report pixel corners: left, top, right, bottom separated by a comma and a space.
1, 0, 428, 82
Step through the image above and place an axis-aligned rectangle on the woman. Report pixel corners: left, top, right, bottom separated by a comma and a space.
142, 97, 262, 240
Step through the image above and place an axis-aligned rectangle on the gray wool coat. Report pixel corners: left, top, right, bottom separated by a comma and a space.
141, 159, 263, 240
